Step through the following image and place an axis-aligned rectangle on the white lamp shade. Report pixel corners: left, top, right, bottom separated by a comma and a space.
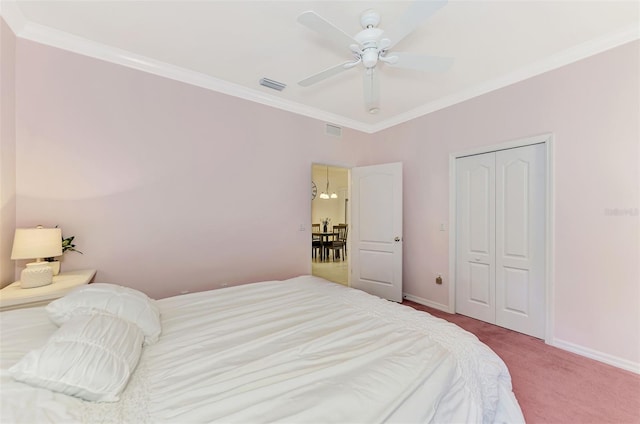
11, 227, 63, 260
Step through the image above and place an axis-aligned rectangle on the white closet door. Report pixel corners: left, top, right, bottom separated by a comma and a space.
495, 144, 546, 338
455, 143, 546, 338
455, 152, 496, 324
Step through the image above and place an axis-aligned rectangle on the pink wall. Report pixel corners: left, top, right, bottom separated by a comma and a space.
6, 28, 638, 367
0, 18, 17, 287
13, 39, 368, 298
364, 41, 639, 366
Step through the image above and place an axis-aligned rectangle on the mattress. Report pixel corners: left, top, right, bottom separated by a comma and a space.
0, 275, 524, 423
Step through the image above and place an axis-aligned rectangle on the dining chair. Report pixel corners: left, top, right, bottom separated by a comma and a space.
311, 224, 321, 259
336, 224, 348, 257
327, 224, 348, 261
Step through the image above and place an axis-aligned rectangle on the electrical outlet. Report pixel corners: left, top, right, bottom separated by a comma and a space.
435, 274, 443, 285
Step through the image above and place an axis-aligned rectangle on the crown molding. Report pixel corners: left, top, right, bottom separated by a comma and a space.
0, 0, 27, 35
0, 2, 372, 133
369, 24, 640, 133
2, 1, 638, 135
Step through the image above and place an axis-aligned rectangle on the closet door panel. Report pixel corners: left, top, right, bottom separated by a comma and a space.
455, 153, 496, 323
502, 267, 529, 314
469, 262, 491, 305
495, 144, 546, 338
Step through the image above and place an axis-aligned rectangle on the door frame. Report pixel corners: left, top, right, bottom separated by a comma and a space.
311, 162, 352, 286
448, 133, 555, 343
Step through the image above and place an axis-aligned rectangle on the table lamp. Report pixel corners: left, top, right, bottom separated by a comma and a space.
11, 226, 62, 288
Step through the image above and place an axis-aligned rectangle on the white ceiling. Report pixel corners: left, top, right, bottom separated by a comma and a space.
2, 1, 638, 133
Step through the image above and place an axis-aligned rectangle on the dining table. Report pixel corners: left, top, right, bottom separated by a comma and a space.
312, 231, 337, 262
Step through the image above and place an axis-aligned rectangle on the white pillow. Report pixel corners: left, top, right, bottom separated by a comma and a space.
9, 313, 144, 402
46, 283, 161, 345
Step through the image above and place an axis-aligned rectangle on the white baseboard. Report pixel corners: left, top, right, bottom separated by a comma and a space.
550, 338, 640, 375
402, 293, 450, 313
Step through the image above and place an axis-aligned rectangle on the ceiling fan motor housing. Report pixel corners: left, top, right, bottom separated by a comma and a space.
354, 27, 384, 68
361, 48, 379, 68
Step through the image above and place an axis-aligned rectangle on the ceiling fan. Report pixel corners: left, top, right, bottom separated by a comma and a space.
297, 0, 453, 114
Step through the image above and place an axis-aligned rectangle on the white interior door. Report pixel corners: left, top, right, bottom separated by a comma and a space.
455, 152, 496, 323
351, 162, 403, 302
455, 144, 546, 338
495, 144, 546, 338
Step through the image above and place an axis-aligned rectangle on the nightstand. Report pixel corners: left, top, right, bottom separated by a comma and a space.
0, 269, 96, 312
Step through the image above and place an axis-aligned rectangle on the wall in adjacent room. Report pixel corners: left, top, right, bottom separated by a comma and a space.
311, 164, 349, 228
362, 41, 640, 368
14, 39, 368, 298
0, 17, 17, 287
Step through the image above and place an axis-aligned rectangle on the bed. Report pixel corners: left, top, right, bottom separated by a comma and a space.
0, 275, 524, 423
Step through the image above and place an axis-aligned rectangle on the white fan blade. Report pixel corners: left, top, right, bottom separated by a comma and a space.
383, 0, 448, 49
298, 11, 358, 49
363, 68, 380, 113
386, 52, 453, 72
298, 61, 355, 87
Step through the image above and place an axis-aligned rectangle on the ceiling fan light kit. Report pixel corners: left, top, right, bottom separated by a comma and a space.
297, 0, 452, 113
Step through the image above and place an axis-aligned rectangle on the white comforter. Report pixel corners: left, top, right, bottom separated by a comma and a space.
0, 276, 524, 423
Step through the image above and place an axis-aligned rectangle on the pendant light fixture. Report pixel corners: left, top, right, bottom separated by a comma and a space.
320, 166, 338, 200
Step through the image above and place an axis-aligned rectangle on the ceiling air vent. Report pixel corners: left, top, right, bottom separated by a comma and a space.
325, 123, 342, 137
259, 78, 286, 91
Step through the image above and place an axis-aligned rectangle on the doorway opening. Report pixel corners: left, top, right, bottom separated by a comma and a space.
311, 164, 349, 286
